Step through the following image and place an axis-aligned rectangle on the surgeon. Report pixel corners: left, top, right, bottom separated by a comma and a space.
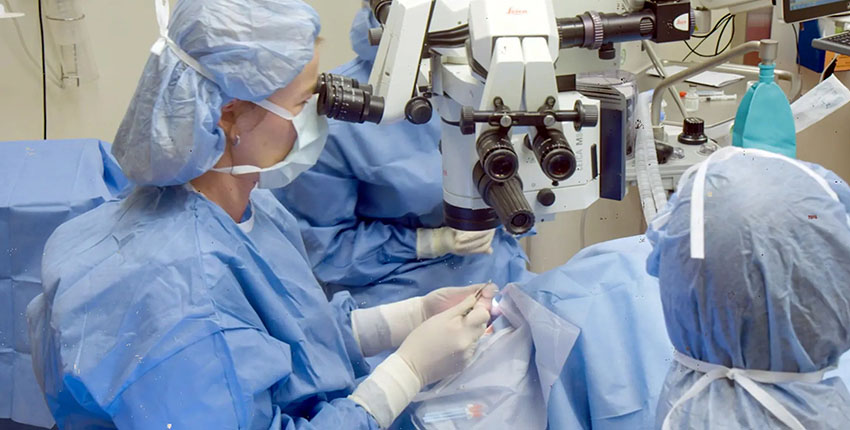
275, 3, 533, 309
26, 0, 494, 428
648, 147, 850, 429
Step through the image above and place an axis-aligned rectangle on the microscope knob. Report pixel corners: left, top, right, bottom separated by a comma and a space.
368, 27, 383, 46
405, 97, 433, 125
460, 106, 477, 135
598, 42, 616, 60
537, 189, 556, 207
583, 105, 599, 128
678, 117, 708, 145
574, 101, 599, 130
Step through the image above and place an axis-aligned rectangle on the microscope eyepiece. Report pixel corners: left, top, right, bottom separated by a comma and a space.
532, 127, 577, 181
370, 0, 392, 24
476, 129, 519, 182
316, 73, 384, 124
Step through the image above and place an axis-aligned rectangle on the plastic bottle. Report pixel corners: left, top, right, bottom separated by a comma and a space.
684, 84, 699, 112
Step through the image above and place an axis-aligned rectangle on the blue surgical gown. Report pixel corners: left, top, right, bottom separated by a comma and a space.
27, 185, 379, 429
521, 235, 673, 429
1, 139, 129, 429
275, 57, 533, 309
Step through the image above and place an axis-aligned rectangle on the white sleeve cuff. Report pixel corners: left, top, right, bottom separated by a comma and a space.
349, 353, 423, 428
351, 297, 425, 357
416, 227, 450, 259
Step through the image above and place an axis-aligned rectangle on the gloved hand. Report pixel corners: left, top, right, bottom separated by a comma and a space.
349, 295, 491, 428
351, 283, 496, 357
397, 293, 491, 385
423, 283, 497, 319
416, 227, 495, 259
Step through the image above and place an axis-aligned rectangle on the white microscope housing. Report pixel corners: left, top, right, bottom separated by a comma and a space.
318, 0, 693, 234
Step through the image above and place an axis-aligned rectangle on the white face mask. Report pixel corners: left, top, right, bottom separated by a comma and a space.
212, 95, 329, 189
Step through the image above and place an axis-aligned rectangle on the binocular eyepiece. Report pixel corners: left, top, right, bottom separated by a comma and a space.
476, 129, 519, 182
316, 73, 385, 124
531, 127, 577, 182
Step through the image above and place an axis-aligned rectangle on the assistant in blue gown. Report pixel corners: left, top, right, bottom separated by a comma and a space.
28, 187, 378, 429
26, 0, 382, 428
275, 6, 533, 308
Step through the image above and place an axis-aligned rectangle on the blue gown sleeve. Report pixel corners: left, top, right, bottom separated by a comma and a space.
111, 328, 380, 430
329, 291, 372, 378
276, 133, 418, 287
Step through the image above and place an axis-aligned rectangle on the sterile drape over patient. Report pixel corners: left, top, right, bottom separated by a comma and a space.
405, 235, 675, 429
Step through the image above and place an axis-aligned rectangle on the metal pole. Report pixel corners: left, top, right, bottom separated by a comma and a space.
651, 40, 770, 139
642, 40, 688, 118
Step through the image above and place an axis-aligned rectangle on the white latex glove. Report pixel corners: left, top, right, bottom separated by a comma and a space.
397, 293, 491, 384
416, 227, 495, 259
349, 295, 490, 428
423, 283, 497, 319
351, 283, 496, 357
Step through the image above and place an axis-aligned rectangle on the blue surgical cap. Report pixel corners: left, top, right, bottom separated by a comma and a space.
113, 0, 321, 186
647, 149, 850, 373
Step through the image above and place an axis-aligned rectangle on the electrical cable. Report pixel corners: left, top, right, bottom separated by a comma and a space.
714, 13, 733, 55
686, 14, 731, 55
37, 0, 47, 139
683, 14, 732, 59
791, 23, 800, 66
791, 23, 804, 93
579, 208, 588, 249
428, 24, 470, 47
682, 14, 734, 61
429, 24, 468, 39
428, 37, 467, 47
441, 117, 460, 127
3, 0, 61, 86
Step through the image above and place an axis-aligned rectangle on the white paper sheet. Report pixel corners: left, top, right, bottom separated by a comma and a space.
647, 65, 745, 88
791, 75, 850, 134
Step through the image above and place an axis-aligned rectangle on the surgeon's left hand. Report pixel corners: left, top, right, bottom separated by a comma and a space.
351, 283, 497, 357
416, 227, 496, 259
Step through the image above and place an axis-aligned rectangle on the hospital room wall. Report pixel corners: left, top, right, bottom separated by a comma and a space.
0, 0, 157, 142
0, 0, 357, 144
0, 2, 847, 274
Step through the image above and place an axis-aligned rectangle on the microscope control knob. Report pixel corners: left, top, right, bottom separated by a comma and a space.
678, 117, 709, 145
598, 42, 616, 60
405, 97, 433, 125
583, 105, 599, 128
537, 189, 556, 207
574, 101, 599, 130
460, 106, 477, 135
368, 27, 383, 46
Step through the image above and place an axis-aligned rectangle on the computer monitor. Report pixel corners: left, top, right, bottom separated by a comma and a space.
782, 0, 850, 23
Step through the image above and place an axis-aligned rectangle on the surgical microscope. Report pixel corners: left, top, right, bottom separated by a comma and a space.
315, 0, 694, 235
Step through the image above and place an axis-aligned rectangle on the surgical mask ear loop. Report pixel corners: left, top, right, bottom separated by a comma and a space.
254, 99, 295, 121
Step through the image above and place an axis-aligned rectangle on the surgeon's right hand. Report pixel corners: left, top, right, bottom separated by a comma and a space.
349, 295, 489, 428
398, 293, 490, 385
